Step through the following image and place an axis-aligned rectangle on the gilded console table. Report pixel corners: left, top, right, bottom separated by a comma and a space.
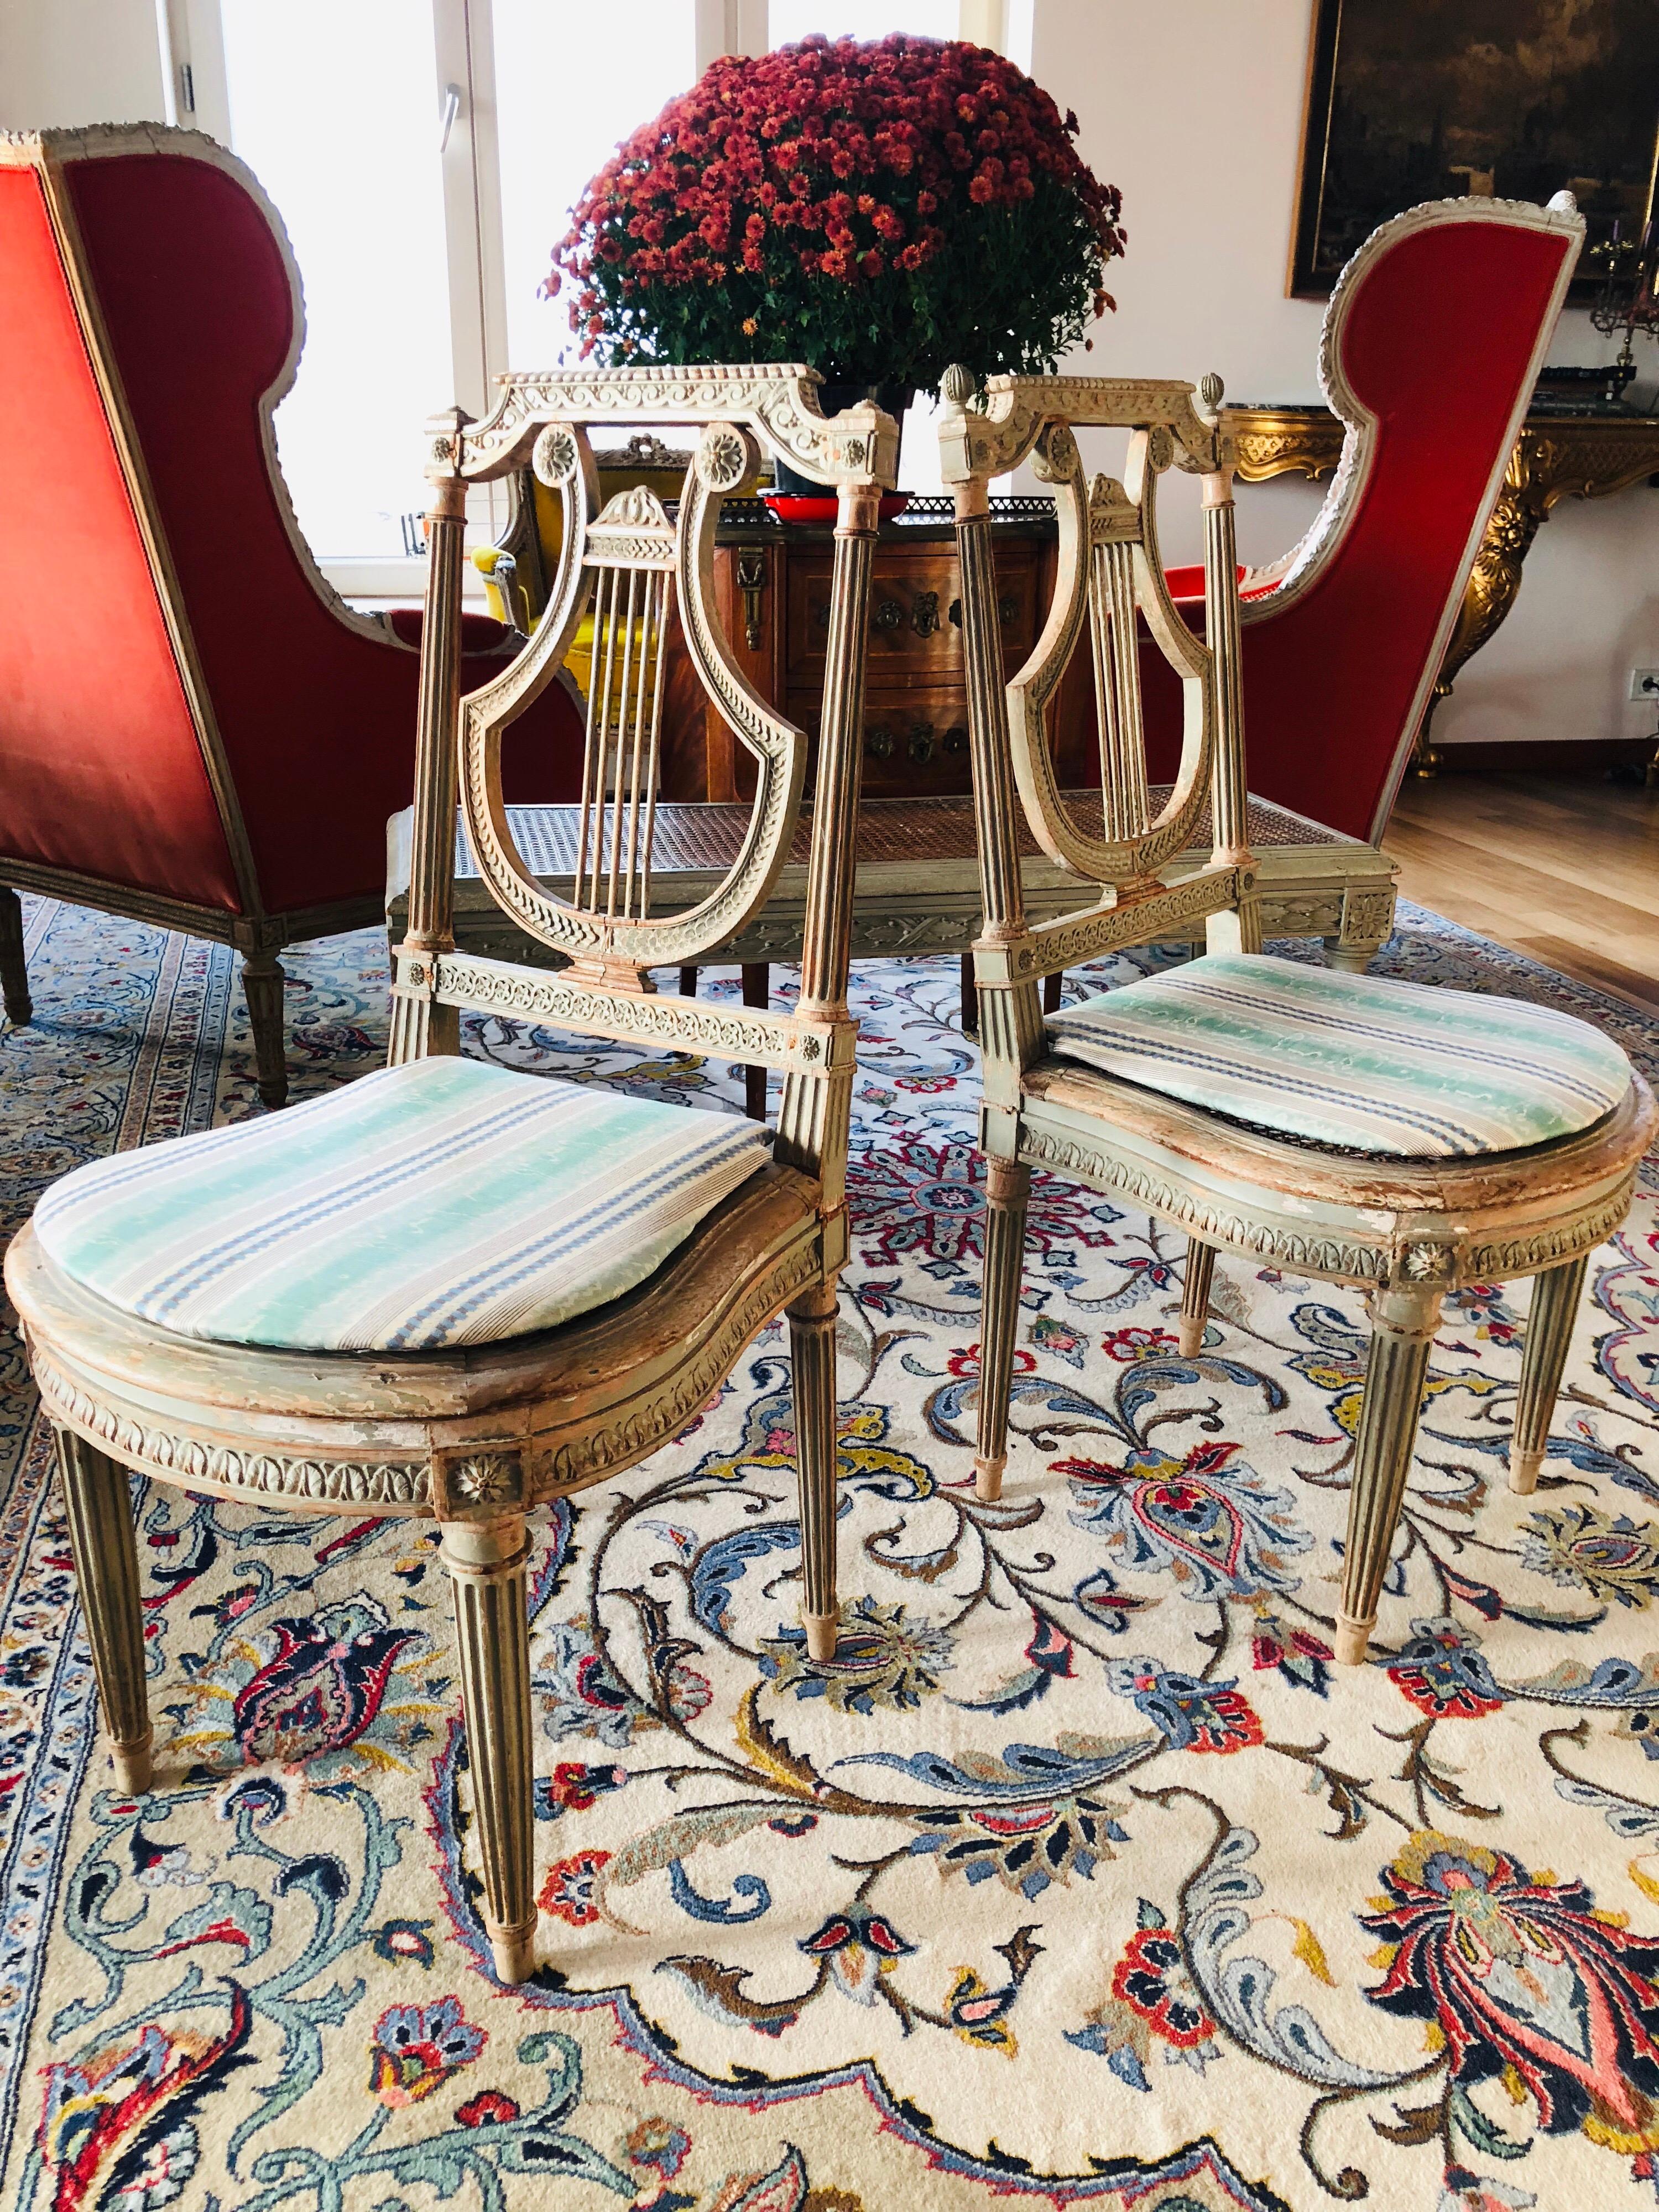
1226, 401, 1659, 773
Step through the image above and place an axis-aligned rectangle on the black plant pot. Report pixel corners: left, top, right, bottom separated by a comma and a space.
772, 379, 913, 494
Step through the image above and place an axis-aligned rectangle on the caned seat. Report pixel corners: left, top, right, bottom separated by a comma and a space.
5, 366, 898, 1985
941, 209, 1654, 1676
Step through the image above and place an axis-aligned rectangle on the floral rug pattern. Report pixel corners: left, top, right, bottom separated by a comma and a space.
2, 896, 1658, 2212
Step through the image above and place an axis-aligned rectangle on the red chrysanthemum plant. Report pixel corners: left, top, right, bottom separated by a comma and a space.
546, 33, 1124, 426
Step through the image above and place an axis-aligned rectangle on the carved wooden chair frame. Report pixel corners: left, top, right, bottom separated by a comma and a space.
6, 365, 897, 1986
941, 366, 1655, 1669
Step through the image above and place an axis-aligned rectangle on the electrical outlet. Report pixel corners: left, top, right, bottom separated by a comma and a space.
1632, 668, 1659, 701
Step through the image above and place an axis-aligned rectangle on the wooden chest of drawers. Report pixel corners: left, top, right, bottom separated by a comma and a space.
662, 495, 1064, 804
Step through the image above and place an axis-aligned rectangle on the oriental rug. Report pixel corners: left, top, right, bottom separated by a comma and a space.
2, 896, 1657, 2212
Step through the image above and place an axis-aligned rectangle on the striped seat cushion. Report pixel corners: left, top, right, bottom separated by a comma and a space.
34, 1056, 770, 1353
1045, 952, 1632, 1159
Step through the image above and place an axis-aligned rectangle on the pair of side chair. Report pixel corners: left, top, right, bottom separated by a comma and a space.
6, 205, 1650, 1991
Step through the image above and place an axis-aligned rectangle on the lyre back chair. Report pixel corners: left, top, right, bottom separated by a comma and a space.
942, 367, 1653, 1667
4, 367, 896, 1985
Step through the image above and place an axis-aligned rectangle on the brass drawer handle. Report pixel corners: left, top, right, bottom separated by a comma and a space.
943, 723, 968, 755
873, 598, 905, 633
735, 550, 766, 650
911, 591, 940, 638
907, 723, 935, 764
865, 724, 895, 760
947, 596, 1016, 626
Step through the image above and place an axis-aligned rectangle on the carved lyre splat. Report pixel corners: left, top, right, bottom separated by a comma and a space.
937, 367, 1258, 1109
389, 365, 899, 1166
443, 409, 811, 990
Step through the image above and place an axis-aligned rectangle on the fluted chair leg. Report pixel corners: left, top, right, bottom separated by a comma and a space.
975, 1158, 1031, 1503
242, 950, 288, 1109
1509, 1254, 1588, 1495
56, 1430, 152, 1793
788, 1283, 841, 1661
1179, 1238, 1216, 1357
442, 1518, 536, 1984
1335, 1281, 1443, 1664
0, 886, 30, 1024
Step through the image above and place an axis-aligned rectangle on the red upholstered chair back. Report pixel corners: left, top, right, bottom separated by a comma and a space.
1148, 197, 1582, 842
0, 144, 242, 912
0, 126, 580, 935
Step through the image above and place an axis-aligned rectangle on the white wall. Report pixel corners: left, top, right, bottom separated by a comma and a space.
0, 0, 164, 130
3, 0, 1654, 752
1034, 0, 1659, 753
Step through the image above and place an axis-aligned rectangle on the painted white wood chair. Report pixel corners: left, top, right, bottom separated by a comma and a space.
943, 364, 1654, 1666
4, 367, 896, 1983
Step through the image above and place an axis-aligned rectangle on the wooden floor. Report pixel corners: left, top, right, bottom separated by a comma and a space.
1383, 768, 1659, 1015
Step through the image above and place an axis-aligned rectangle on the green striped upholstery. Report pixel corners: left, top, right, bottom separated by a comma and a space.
1045, 953, 1632, 1159
34, 1057, 770, 1352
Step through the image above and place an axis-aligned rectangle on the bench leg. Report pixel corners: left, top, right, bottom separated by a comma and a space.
959, 954, 978, 1039
1042, 970, 1063, 1014
679, 966, 697, 998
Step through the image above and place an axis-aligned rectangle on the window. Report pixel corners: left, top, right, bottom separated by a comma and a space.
220, 0, 455, 561
493, 1, 697, 369
170, 2, 1020, 581
769, 3, 958, 42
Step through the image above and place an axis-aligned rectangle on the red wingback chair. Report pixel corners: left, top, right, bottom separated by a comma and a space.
1150, 195, 1583, 843
0, 124, 581, 1104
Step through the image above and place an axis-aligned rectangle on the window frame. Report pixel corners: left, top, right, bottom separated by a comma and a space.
160, 0, 1021, 589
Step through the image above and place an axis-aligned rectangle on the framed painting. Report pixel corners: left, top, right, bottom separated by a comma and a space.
1290, 0, 1659, 299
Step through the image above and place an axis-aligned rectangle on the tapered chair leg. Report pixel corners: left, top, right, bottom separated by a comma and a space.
1179, 1238, 1216, 1357
975, 1158, 1031, 1503
55, 1430, 152, 1793
1335, 1281, 1443, 1664
441, 1517, 536, 1984
1509, 1254, 1588, 1495
741, 963, 769, 1122
0, 886, 30, 1024
788, 1282, 841, 1661
241, 951, 289, 1109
